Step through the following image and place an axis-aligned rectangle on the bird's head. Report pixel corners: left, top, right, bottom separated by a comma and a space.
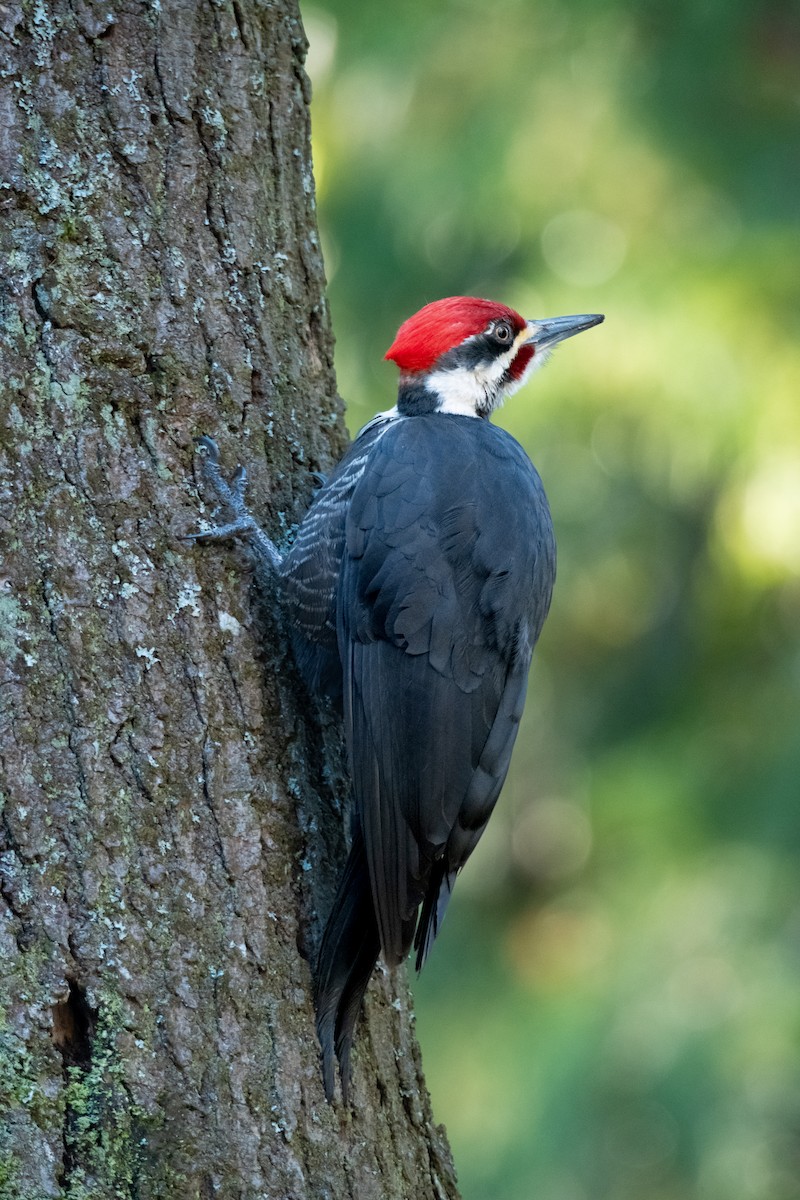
385, 296, 604, 418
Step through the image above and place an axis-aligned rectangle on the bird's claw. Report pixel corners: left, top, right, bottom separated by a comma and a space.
184, 437, 254, 544
194, 434, 221, 463
182, 515, 255, 544
184, 437, 283, 571
230, 464, 248, 504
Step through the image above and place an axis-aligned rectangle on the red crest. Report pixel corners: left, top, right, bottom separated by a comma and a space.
384, 297, 526, 373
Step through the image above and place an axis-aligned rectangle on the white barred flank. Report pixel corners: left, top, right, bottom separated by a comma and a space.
281, 413, 402, 646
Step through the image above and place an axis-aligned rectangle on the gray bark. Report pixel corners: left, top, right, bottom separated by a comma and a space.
0, 1, 459, 1196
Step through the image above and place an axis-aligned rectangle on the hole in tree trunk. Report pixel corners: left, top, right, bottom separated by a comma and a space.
52, 979, 97, 1070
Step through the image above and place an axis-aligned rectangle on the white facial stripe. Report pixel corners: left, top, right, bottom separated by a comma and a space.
425, 368, 483, 416
430, 326, 534, 413
427, 344, 518, 415
426, 320, 552, 415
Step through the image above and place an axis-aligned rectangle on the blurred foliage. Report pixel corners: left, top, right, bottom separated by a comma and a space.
303, 1, 800, 1196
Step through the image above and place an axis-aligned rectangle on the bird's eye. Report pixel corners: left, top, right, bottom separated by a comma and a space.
494, 321, 513, 344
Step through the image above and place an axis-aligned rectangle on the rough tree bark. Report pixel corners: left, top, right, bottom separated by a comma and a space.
0, 2, 459, 1196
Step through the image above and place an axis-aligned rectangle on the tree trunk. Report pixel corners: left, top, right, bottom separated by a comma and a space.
0, 2, 458, 1196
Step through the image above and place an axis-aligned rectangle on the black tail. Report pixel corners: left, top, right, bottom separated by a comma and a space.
314, 822, 380, 1102
413, 861, 457, 972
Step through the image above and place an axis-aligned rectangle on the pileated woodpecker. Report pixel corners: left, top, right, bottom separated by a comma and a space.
189, 296, 603, 1101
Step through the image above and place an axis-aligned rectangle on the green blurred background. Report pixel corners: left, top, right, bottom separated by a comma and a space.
303, 2, 800, 1196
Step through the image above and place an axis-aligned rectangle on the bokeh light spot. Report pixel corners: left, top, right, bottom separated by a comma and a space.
541, 209, 628, 287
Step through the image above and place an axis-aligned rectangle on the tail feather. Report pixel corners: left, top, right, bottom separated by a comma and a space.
314, 824, 380, 1102
414, 862, 457, 973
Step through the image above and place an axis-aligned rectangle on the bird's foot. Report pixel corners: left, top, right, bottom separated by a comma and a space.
185, 436, 255, 540
185, 436, 282, 571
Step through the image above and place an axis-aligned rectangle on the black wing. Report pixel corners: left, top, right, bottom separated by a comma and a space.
339, 413, 555, 964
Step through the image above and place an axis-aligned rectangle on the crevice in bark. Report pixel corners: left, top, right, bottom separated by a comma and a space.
31, 280, 61, 328
53, 980, 98, 1188
231, 1, 250, 51
52, 979, 96, 1071
199, 735, 236, 888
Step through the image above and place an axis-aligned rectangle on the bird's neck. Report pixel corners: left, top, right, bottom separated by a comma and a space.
396, 375, 440, 416
397, 371, 488, 418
